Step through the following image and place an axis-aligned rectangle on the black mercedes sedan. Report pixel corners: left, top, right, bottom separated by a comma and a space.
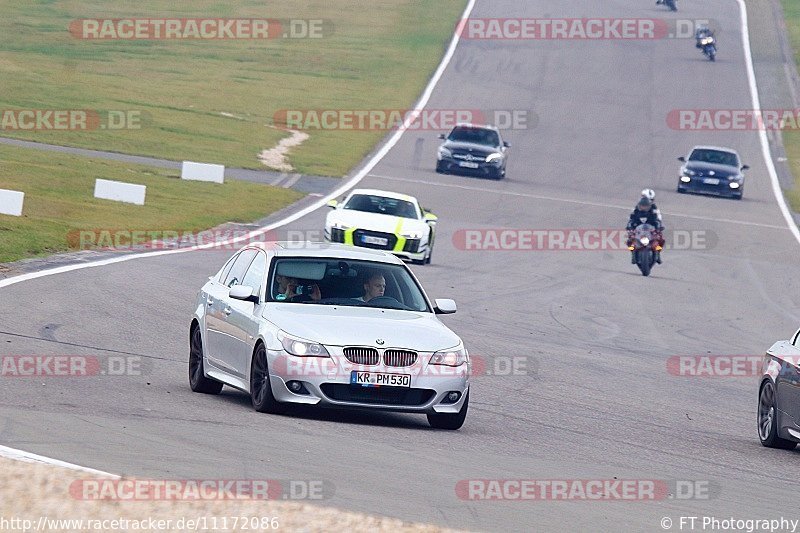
758, 327, 800, 450
435, 123, 509, 179
676, 146, 749, 199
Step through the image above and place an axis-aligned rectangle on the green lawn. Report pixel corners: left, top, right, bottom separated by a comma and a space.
0, 145, 302, 263
0, 0, 468, 176
780, 0, 800, 211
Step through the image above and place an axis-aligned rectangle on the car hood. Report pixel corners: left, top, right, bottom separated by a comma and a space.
327, 209, 427, 234
683, 161, 740, 178
264, 304, 461, 351
441, 140, 500, 155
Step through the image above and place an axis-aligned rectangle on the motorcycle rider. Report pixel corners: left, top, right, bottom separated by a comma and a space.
695, 25, 714, 49
640, 188, 662, 224
626, 197, 664, 264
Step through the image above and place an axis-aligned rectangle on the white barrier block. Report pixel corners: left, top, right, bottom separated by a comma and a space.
0, 189, 24, 216
94, 179, 146, 205
181, 161, 225, 183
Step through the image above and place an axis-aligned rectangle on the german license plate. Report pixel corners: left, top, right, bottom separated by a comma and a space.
361, 235, 388, 246
703, 178, 720, 185
350, 371, 411, 387
459, 161, 480, 169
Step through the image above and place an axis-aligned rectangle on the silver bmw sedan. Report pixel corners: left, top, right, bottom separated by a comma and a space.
189, 242, 470, 429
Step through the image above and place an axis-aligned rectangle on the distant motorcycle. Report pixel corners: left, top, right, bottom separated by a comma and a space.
697, 31, 717, 61
657, 0, 678, 11
628, 224, 662, 277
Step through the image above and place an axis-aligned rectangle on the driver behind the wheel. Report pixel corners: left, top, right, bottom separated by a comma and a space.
356, 272, 385, 303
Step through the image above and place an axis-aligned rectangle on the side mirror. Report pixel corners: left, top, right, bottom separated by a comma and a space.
503, 141, 510, 148
424, 212, 438, 224
229, 285, 258, 303
437, 133, 446, 139
327, 199, 338, 209
677, 156, 686, 162
434, 298, 457, 314
741, 165, 750, 171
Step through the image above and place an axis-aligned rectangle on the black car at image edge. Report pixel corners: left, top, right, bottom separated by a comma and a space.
758, 326, 800, 450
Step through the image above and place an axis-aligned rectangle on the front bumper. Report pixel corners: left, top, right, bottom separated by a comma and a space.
324, 227, 429, 261
678, 178, 742, 197
267, 349, 470, 414
437, 156, 503, 177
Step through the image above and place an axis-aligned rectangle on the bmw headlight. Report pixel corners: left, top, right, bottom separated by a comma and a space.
701, 37, 713, 45
639, 237, 650, 246
485, 153, 503, 163
402, 231, 423, 239
278, 330, 330, 357
437, 147, 452, 160
430, 345, 468, 367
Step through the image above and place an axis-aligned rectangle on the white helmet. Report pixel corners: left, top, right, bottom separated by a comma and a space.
641, 188, 656, 201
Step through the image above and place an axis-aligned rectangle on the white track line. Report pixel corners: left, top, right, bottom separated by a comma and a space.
737, 0, 800, 245
0, 444, 119, 478
0, 0, 477, 292
368, 173, 790, 230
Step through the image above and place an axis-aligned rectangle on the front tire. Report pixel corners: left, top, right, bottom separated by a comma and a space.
758, 381, 797, 449
636, 249, 653, 277
424, 230, 434, 264
250, 343, 284, 414
189, 325, 223, 394
427, 391, 469, 430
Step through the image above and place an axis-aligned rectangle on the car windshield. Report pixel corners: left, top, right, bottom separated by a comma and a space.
268, 258, 430, 312
342, 194, 418, 219
447, 126, 500, 147
688, 149, 738, 167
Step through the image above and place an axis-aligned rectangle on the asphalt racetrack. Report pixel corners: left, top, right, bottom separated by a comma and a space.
1, 0, 799, 531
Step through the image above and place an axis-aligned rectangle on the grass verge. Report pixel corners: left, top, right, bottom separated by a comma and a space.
0, 144, 302, 263
0, 0, 468, 176
780, 0, 800, 211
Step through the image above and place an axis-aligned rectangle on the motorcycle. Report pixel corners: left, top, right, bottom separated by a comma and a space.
628, 224, 662, 277
659, 0, 678, 11
697, 33, 717, 61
